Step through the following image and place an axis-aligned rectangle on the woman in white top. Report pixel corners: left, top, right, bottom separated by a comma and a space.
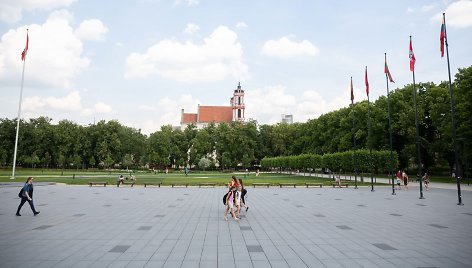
235, 185, 242, 218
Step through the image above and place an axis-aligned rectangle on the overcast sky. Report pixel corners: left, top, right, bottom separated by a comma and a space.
1, 0, 471, 135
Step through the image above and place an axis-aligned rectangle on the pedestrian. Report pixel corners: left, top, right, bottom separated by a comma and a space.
335, 174, 342, 188
224, 186, 238, 221
396, 170, 402, 190
238, 179, 249, 212
235, 185, 242, 218
229, 175, 239, 188
16, 177, 40, 216
403, 170, 409, 190
423, 171, 430, 191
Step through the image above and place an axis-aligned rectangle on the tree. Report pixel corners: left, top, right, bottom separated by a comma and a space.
198, 157, 212, 171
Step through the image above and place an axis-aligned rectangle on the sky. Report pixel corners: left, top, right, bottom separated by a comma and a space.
0, 0, 471, 135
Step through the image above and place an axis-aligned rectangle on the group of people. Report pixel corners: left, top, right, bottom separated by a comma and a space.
396, 170, 431, 191
223, 176, 249, 221
396, 170, 409, 190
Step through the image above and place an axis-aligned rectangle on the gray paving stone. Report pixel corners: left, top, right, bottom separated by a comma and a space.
33, 225, 53, 230
1, 185, 471, 268
373, 243, 397, 250
109, 245, 131, 253
428, 224, 448, 229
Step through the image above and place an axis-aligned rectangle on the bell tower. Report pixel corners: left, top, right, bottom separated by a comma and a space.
231, 82, 245, 122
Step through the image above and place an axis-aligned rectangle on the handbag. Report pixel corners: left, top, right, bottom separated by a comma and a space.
18, 188, 24, 198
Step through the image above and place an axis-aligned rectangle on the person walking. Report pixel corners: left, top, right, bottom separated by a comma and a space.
16, 177, 40, 216
238, 179, 249, 212
423, 171, 430, 191
402, 170, 409, 191
396, 170, 402, 190
224, 186, 238, 221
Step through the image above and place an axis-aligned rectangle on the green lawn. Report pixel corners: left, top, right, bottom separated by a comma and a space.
0, 169, 386, 187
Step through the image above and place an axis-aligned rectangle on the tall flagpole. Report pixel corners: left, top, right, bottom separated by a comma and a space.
351, 76, 358, 189
385, 53, 396, 195
410, 36, 424, 199
443, 13, 462, 205
12, 29, 28, 180
366, 66, 374, 192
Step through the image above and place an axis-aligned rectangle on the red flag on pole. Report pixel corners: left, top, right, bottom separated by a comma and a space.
350, 76, 354, 103
384, 57, 395, 83
440, 17, 445, 57
409, 39, 416, 72
21, 30, 28, 61
365, 66, 369, 96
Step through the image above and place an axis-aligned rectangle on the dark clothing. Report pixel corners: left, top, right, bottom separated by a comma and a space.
17, 183, 36, 214
17, 197, 37, 214
22, 183, 33, 198
241, 188, 247, 204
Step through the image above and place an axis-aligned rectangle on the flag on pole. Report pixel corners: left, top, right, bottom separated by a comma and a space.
409, 39, 416, 72
21, 30, 28, 61
365, 66, 369, 96
384, 57, 395, 83
440, 17, 445, 57
350, 76, 354, 103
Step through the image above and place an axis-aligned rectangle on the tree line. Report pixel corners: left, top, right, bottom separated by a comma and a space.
261, 150, 398, 175
0, 66, 470, 174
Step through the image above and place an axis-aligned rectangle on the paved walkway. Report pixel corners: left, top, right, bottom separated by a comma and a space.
278, 171, 472, 192
0, 185, 471, 268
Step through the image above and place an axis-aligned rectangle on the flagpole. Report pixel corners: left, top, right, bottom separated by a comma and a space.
12, 34, 28, 180
385, 53, 396, 195
351, 77, 358, 189
443, 13, 462, 205
410, 36, 424, 199
366, 66, 374, 192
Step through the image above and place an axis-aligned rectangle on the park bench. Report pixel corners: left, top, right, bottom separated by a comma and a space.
89, 182, 107, 187
279, 183, 296, 188
171, 183, 188, 188
305, 183, 323, 188
332, 183, 349, 188
144, 182, 161, 188
198, 183, 216, 188
117, 181, 135, 187
252, 183, 270, 188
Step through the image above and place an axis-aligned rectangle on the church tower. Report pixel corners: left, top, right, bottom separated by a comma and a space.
231, 82, 245, 122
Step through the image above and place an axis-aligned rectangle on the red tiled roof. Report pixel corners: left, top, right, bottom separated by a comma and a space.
181, 113, 197, 123
198, 106, 233, 123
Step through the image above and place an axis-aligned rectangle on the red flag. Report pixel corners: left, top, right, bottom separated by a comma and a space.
409, 39, 416, 72
365, 67, 369, 96
384, 58, 394, 83
350, 76, 354, 103
21, 31, 28, 61
440, 16, 445, 57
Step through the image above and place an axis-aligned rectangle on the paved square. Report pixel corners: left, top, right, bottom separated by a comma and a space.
1, 185, 471, 267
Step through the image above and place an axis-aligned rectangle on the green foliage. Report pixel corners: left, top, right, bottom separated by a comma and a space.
261, 150, 398, 175
0, 66, 470, 174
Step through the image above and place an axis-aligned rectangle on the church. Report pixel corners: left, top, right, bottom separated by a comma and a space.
180, 82, 246, 130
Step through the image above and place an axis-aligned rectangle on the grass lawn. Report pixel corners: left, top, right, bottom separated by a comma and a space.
0, 169, 387, 187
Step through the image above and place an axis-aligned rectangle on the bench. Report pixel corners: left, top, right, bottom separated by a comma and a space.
171, 183, 188, 188
305, 183, 323, 188
89, 182, 107, 187
279, 183, 296, 188
117, 182, 135, 187
252, 183, 270, 188
144, 182, 161, 188
198, 183, 216, 188
332, 183, 349, 188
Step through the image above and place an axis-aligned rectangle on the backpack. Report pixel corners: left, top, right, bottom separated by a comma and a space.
223, 193, 228, 205
18, 188, 24, 198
